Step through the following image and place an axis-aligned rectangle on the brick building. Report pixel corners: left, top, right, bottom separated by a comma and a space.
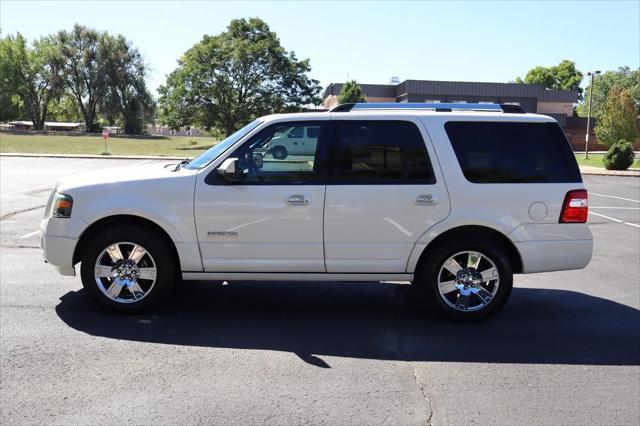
322, 79, 610, 150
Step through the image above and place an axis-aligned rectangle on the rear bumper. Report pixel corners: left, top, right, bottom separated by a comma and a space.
509, 223, 593, 273
514, 239, 593, 273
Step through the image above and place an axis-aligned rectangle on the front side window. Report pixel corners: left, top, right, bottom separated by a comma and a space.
444, 121, 581, 183
213, 121, 327, 184
329, 121, 435, 184
186, 119, 262, 170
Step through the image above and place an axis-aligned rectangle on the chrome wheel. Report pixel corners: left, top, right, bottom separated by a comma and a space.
94, 241, 157, 304
437, 250, 500, 312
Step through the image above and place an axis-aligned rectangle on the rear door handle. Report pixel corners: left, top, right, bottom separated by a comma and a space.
286, 194, 309, 205
415, 194, 438, 205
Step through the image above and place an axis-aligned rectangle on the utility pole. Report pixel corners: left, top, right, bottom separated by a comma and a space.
584, 70, 601, 159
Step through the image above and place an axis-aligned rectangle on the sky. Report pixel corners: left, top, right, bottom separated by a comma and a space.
2, 0, 639, 96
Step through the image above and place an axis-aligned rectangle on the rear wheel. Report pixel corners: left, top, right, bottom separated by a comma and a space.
415, 238, 513, 321
80, 226, 177, 312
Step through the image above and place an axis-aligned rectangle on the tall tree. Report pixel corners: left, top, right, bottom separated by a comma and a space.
594, 88, 639, 146
576, 67, 640, 118
338, 80, 367, 104
100, 34, 153, 134
158, 18, 321, 135
0, 33, 64, 129
0, 36, 26, 122
516, 60, 583, 98
57, 25, 108, 132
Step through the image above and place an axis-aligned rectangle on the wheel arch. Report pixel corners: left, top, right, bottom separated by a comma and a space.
73, 214, 181, 269
413, 225, 523, 275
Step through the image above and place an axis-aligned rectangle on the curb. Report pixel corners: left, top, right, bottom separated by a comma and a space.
579, 165, 640, 177
0, 152, 185, 160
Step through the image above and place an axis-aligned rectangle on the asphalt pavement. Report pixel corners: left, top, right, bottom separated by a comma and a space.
1, 156, 639, 425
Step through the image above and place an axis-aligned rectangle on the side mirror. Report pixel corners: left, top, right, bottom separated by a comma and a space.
217, 158, 239, 181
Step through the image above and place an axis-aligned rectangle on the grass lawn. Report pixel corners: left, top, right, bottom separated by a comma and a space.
0, 132, 217, 157
574, 153, 640, 169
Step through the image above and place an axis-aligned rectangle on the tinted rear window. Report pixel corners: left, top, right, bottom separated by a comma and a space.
330, 121, 435, 184
444, 121, 581, 183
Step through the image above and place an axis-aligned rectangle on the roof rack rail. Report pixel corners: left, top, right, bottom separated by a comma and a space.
329, 102, 525, 114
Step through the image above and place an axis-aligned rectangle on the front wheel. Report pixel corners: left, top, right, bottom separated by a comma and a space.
271, 145, 288, 160
80, 226, 178, 312
415, 239, 513, 321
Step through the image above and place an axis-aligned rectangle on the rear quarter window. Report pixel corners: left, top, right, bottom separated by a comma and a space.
444, 121, 581, 183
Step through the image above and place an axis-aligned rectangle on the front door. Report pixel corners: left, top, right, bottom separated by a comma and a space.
323, 119, 450, 273
194, 120, 329, 272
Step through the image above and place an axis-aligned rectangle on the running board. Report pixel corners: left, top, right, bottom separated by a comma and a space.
182, 272, 413, 282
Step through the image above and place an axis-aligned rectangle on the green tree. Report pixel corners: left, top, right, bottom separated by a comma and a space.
0, 33, 64, 129
0, 36, 27, 121
337, 80, 367, 104
158, 18, 321, 135
47, 94, 82, 122
516, 60, 583, 98
594, 88, 639, 146
100, 34, 154, 134
57, 25, 108, 132
576, 67, 640, 117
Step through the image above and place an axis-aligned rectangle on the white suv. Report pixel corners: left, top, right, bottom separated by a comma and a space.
40, 103, 593, 320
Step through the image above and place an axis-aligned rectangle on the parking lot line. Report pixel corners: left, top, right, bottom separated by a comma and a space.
590, 192, 640, 203
0, 185, 53, 198
590, 207, 640, 210
589, 211, 640, 228
20, 230, 40, 239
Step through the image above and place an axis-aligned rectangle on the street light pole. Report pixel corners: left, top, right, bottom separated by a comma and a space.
584, 70, 601, 159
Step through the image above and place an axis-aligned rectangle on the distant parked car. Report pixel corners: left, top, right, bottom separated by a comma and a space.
268, 125, 319, 159
41, 103, 592, 320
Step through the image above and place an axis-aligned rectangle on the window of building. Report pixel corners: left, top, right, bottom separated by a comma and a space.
329, 121, 435, 184
444, 121, 581, 184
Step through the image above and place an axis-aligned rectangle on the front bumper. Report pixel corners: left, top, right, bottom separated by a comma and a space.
40, 232, 78, 276
40, 217, 87, 277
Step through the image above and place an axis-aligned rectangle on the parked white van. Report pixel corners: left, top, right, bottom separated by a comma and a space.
268, 125, 319, 159
41, 103, 593, 320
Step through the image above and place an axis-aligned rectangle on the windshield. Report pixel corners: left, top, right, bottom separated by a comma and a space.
185, 119, 263, 169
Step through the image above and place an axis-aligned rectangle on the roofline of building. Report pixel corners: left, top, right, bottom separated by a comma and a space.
322, 79, 578, 103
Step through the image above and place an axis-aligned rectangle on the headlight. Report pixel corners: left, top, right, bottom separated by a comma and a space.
51, 193, 73, 218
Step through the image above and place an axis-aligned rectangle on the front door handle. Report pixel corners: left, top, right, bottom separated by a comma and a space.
286, 194, 309, 205
415, 194, 438, 205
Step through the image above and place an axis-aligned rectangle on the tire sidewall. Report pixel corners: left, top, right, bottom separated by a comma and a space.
272, 146, 287, 160
80, 226, 177, 312
419, 239, 513, 321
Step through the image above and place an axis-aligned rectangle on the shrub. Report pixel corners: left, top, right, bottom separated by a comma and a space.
603, 140, 635, 170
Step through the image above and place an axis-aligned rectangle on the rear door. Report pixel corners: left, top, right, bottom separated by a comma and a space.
323, 118, 450, 273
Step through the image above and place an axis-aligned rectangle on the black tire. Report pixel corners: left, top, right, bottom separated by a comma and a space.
414, 237, 513, 321
272, 145, 288, 160
80, 225, 178, 312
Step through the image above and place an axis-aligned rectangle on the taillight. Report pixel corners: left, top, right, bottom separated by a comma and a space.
559, 189, 588, 223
